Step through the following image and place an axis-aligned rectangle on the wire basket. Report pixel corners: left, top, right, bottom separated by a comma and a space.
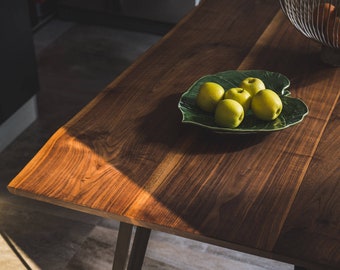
280, 0, 340, 65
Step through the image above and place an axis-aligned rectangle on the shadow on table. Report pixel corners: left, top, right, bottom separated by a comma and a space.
136, 93, 269, 155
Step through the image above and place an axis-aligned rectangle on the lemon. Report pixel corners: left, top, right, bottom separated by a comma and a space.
251, 89, 283, 121
214, 99, 244, 128
196, 82, 225, 112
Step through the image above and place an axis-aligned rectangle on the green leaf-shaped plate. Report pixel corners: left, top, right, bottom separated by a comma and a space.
178, 70, 309, 133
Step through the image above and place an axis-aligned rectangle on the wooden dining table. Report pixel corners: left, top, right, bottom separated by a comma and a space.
7, 0, 339, 269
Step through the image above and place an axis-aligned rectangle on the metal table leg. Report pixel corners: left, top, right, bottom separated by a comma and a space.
112, 222, 133, 270
112, 222, 151, 270
127, 226, 151, 270
294, 266, 308, 270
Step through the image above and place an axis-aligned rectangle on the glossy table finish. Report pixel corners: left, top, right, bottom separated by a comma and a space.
8, 0, 339, 269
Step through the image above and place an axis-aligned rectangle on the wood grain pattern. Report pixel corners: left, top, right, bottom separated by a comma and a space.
7, 0, 340, 269
274, 100, 340, 269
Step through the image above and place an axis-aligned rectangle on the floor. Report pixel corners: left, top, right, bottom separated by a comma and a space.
0, 17, 295, 270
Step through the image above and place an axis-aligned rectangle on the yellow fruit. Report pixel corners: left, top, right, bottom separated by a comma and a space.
251, 89, 283, 121
239, 77, 266, 97
224, 87, 251, 112
214, 99, 244, 128
196, 82, 225, 113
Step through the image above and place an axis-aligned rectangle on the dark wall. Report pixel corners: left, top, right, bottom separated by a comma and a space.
0, 0, 39, 124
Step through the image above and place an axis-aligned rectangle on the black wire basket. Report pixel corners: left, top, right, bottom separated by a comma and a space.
280, 0, 340, 65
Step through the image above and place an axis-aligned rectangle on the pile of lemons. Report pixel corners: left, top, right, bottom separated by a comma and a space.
196, 77, 283, 128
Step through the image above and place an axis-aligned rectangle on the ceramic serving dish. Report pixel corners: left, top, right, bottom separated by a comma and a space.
178, 70, 309, 134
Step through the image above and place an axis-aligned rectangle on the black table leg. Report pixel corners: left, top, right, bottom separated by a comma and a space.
294, 266, 308, 270
112, 222, 133, 270
127, 226, 151, 270
112, 222, 151, 270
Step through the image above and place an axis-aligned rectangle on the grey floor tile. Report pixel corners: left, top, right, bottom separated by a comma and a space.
65, 225, 117, 270
146, 231, 293, 270
0, 201, 94, 270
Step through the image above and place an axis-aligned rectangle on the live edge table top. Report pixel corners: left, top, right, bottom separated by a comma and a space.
7, 0, 340, 269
